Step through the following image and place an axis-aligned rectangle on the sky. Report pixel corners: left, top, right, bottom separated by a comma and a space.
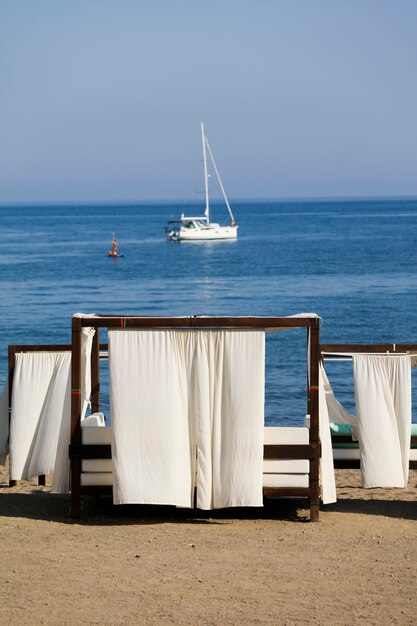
1, 0, 417, 203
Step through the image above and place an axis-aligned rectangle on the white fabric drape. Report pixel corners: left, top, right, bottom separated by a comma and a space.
353, 354, 411, 488
0, 381, 9, 465
300, 329, 337, 504
318, 364, 337, 504
52, 327, 96, 492
109, 330, 195, 506
80, 327, 96, 421
10, 352, 71, 482
307, 330, 336, 504
108, 329, 265, 509
26, 353, 71, 483
320, 365, 358, 439
193, 331, 265, 509
8, 327, 95, 492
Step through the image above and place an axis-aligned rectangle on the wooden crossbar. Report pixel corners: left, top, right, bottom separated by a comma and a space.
77, 315, 320, 329
263, 444, 318, 460
321, 343, 417, 354
69, 444, 111, 460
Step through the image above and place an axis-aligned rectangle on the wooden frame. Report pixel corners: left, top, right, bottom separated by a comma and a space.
7, 344, 72, 487
321, 343, 417, 469
70, 315, 321, 521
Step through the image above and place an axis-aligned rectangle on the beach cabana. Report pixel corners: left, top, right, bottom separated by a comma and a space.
69, 314, 328, 521
320, 343, 417, 487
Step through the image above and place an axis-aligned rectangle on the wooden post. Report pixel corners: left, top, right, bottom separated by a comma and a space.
309, 320, 320, 522
70, 317, 82, 518
7, 346, 16, 487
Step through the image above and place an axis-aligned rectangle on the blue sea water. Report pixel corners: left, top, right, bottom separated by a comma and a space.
1, 198, 417, 424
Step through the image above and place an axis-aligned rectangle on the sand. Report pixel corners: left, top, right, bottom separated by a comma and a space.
0, 464, 416, 626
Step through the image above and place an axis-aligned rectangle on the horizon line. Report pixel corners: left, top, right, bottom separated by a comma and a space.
1, 193, 417, 208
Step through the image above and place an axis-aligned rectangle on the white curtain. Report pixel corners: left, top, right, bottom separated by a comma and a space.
353, 354, 411, 488
8, 327, 95, 492
108, 329, 265, 509
52, 327, 96, 493
80, 326, 96, 421
26, 354, 71, 486
320, 365, 358, 439
193, 330, 265, 509
318, 364, 337, 504
0, 381, 9, 465
10, 352, 71, 482
307, 329, 336, 504
109, 330, 195, 506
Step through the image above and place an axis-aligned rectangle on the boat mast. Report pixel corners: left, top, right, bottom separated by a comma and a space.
204, 135, 236, 224
201, 122, 210, 224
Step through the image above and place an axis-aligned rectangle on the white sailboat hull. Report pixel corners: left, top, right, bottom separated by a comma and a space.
166, 123, 238, 242
169, 224, 238, 241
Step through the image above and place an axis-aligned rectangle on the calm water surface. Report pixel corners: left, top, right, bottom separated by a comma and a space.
1, 199, 417, 424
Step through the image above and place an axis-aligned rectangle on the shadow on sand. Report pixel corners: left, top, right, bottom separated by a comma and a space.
323, 497, 417, 520
0, 485, 416, 524
0, 487, 312, 525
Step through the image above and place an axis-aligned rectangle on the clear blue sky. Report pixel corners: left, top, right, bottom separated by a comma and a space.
1, 1, 417, 203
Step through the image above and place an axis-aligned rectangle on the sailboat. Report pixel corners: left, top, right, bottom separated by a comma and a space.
166, 123, 238, 241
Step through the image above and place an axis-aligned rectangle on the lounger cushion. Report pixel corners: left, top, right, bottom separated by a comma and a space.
81, 472, 113, 487
81, 413, 106, 428
82, 459, 113, 472
331, 423, 417, 441
81, 472, 310, 489
81, 426, 112, 445
262, 473, 309, 488
333, 447, 417, 461
263, 459, 309, 473
330, 423, 353, 437
81, 459, 309, 475
264, 426, 309, 444
333, 448, 360, 460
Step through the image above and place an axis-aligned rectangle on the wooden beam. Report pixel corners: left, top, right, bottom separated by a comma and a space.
321, 343, 417, 354
333, 459, 417, 470
9, 344, 72, 352
70, 317, 82, 518
81, 485, 113, 496
263, 487, 311, 498
69, 444, 111, 459
77, 315, 319, 330
264, 444, 316, 460
80, 486, 313, 500
309, 325, 320, 522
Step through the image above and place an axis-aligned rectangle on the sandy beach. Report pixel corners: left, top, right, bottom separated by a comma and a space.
0, 464, 416, 626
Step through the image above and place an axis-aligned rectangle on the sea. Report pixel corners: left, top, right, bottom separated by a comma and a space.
1, 198, 417, 425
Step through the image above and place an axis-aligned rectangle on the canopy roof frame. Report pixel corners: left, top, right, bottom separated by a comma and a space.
70, 315, 321, 521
